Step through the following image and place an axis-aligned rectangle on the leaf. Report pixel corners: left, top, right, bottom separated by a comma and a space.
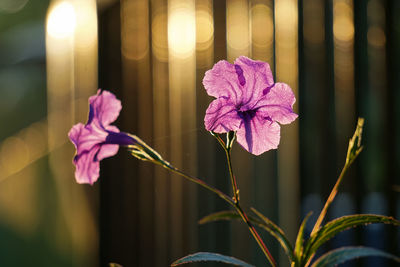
251, 208, 295, 262
171, 252, 254, 267
199, 210, 295, 262
311, 246, 400, 267
294, 212, 312, 265
198, 210, 241, 224
302, 214, 400, 264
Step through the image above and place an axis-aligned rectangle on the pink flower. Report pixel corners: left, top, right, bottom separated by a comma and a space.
68, 90, 135, 184
204, 56, 298, 155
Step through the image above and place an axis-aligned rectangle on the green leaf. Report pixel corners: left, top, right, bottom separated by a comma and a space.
171, 252, 254, 267
311, 246, 400, 267
251, 208, 295, 263
302, 214, 400, 264
198, 210, 241, 224
294, 212, 312, 265
199, 209, 295, 262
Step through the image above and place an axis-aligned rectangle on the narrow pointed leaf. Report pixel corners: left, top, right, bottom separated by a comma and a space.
302, 214, 400, 264
171, 252, 254, 267
198, 210, 241, 224
311, 246, 400, 267
251, 208, 295, 262
294, 212, 312, 264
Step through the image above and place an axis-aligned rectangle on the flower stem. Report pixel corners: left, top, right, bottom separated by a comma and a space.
225, 149, 240, 203
310, 164, 349, 236
132, 132, 276, 266
234, 203, 277, 267
157, 161, 235, 207
224, 148, 277, 267
304, 164, 350, 267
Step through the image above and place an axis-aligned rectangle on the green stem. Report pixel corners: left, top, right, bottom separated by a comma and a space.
225, 148, 277, 267
158, 161, 235, 207
234, 203, 277, 267
132, 132, 276, 266
212, 133, 239, 203
310, 164, 349, 236
163, 158, 275, 266
303, 164, 350, 267
225, 149, 240, 203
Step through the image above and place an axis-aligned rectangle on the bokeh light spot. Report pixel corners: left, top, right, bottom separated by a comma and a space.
168, 7, 196, 58
47, 2, 77, 39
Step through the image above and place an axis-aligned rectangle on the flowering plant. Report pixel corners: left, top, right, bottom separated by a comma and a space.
69, 57, 399, 267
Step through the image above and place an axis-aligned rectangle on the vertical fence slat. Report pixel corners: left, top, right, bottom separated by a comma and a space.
275, 1, 300, 266
151, 0, 171, 264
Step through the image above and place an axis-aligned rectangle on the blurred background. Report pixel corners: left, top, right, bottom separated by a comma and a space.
0, 0, 399, 266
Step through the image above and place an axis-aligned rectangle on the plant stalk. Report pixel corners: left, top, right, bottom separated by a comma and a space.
305, 164, 349, 267
159, 161, 236, 208
225, 148, 277, 267
310, 164, 349, 236
159, 157, 276, 266
225, 149, 240, 203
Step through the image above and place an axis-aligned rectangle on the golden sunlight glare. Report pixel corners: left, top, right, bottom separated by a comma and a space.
168, 6, 196, 58
47, 1, 77, 39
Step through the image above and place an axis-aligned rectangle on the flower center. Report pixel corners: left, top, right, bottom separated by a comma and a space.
237, 109, 257, 121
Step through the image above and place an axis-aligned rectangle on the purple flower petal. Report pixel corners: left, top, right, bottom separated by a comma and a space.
68, 123, 108, 155
234, 64, 246, 86
68, 90, 134, 184
203, 56, 298, 155
255, 82, 298, 125
204, 97, 241, 133
236, 115, 281, 155
74, 145, 101, 185
96, 144, 119, 161
203, 60, 244, 103
89, 89, 122, 126
69, 123, 85, 149
234, 56, 275, 106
